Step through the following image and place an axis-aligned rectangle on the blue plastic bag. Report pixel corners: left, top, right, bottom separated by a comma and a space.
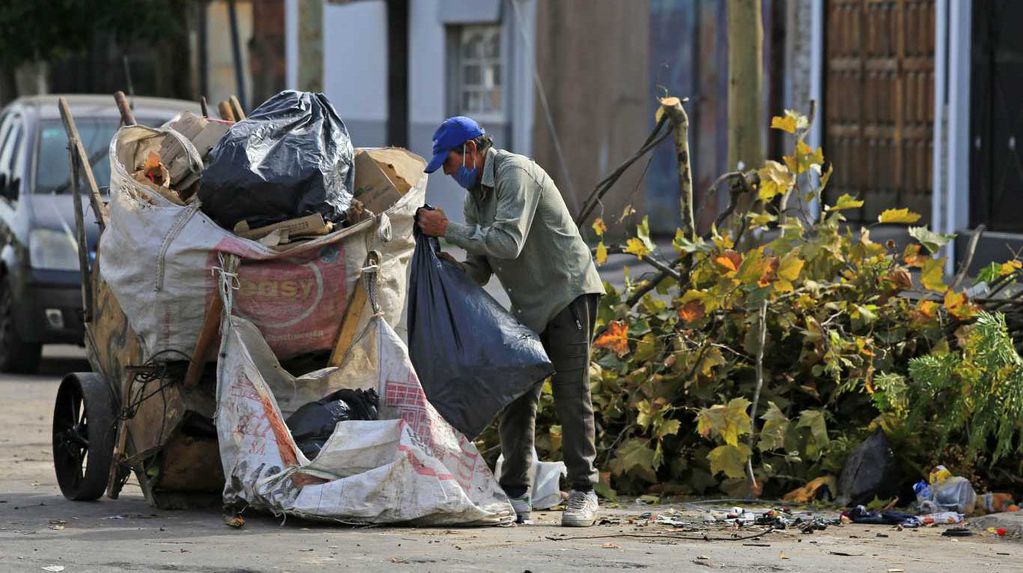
407, 222, 554, 439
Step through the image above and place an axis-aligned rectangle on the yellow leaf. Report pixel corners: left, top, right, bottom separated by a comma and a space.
592, 217, 607, 237
623, 237, 651, 260
748, 212, 777, 228
707, 443, 753, 479
819, 162, 834, 191
696, 397, 752, 447
914, 299, 939, 322
828, 193, 864, 212
595, 241, 608, 265
757, 160, 794, 201
777, 252, 804, 282
1000, 260, 1023, 276
771, 114, 798, 134
920, 257, 948, 293
944, 290, 978, 320
698, 346, 726, 378
770, 109, 808, 134
878, 208, 922, 224
595, 321, 630, 357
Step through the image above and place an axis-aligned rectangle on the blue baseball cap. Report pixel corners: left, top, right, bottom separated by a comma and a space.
424, 116, 485, 173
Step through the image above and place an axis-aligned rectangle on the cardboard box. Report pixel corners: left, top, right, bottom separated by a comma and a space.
352, 148, 425, 214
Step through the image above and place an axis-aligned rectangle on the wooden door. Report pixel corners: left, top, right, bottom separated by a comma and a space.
824, 0, 935, 222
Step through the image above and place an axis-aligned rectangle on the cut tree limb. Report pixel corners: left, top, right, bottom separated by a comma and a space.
658, 97, 695, 240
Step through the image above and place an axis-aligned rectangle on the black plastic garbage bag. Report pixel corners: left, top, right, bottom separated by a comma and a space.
837, 428, 900, 507
199, 90, 355, 229
285, 388, 379, 460
407, 226, 554, 439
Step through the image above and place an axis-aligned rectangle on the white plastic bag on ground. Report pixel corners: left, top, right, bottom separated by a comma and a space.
215, 280, 514, 525
495, 451, 567, 510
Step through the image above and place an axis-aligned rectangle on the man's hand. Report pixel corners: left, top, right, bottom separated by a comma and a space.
438, 251, 459, 265
417, 207, 449, 237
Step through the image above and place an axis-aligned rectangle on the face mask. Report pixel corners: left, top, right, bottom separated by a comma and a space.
453, 143, 479, 189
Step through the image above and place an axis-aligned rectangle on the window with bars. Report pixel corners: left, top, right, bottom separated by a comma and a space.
453, 25, 503, 119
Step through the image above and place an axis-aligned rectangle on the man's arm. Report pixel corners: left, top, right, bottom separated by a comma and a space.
459, 199, 493, 285
444, 166, 541, 260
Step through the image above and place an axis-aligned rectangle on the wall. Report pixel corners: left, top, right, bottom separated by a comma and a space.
323, 0, 389, 147
532, 0, 651, 233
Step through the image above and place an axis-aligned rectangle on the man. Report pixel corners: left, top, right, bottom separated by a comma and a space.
417, 116, 605, 527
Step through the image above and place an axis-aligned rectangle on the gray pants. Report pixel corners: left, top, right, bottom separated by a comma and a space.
498, 294, 600, 493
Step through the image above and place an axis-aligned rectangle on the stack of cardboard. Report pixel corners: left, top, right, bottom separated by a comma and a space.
352, 148, 422, 215
160, 112, 232, 198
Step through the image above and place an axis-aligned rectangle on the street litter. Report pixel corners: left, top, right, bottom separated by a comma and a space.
914, 465, 977, 514
495, 448, 567, 510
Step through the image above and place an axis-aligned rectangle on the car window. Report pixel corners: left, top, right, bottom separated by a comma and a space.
34, 116, 167, 194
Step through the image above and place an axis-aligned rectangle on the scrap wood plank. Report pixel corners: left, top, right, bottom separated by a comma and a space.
57, 97, 108, 229
183, 293, 223, 387
327, 278, 369, 367
229, 95, 246, 120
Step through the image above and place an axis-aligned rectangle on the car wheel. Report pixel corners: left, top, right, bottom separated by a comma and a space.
0, 278, 42, 374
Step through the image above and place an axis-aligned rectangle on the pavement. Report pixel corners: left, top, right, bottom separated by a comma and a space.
3, 348, 1023, 572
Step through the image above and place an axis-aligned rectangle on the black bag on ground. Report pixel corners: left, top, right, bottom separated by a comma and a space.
198, 90, 355, 229
837, 428, 900, 507
407, 225, 554, 439
285, 388, 379, 460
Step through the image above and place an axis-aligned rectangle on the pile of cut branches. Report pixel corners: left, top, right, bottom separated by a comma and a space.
483, 104, 1023, 499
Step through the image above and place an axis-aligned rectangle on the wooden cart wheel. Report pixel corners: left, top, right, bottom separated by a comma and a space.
52, 373, 116, 501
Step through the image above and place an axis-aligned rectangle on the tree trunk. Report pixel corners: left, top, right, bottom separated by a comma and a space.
298, 0, 323, 92
727, 0, 764, 228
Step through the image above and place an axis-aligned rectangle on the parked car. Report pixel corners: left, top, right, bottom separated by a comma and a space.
0, 95, 200, 373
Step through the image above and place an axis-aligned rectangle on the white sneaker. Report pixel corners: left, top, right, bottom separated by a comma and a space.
562, 490, 598, 527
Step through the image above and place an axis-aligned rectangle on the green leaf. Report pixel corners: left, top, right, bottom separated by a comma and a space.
921, 257, 948, 293
707, 443, 753, 479
593, 482, 618, 501
697, 397, 752, 447
609, 438, 657, 481
908, 226, 956, 255
759, 402, 790, 451
796, 409, 830, 457
655, 418, 682, 440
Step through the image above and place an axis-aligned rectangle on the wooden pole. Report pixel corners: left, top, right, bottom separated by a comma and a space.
727, 0, 764, 227
58, 98, 107, 229
113, 91, 136, 126
217, 100, 237, 122
63, 127, 92, 322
